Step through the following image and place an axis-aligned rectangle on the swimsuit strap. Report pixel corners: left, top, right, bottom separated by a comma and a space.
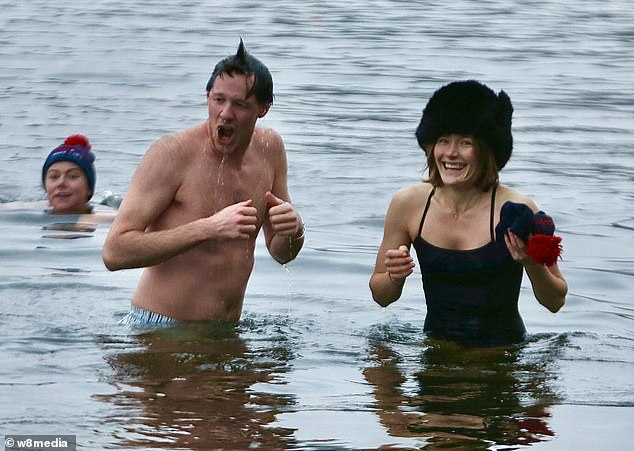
417, 185, 497, 241
417, 187, 435, 238
490, 183, 498, 241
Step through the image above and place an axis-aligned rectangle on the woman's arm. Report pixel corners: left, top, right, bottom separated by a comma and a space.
505, 231, 567, 312
369, 187, 419, 307
500, 186, 568, 312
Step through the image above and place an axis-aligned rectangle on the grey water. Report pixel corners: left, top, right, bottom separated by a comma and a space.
1, 0, 633, 449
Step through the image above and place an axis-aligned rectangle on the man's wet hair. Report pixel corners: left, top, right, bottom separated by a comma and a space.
206, 39, 274, 105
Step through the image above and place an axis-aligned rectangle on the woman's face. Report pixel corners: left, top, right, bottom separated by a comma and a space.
44, 161, 91, 213
433, 134, 478, 186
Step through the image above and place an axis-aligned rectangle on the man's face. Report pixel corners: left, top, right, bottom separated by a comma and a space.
207, 73, 269, 155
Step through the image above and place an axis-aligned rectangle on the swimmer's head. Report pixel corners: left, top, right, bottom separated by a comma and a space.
415, 80, 513, 170
206, 38, 274, 106
42, 134, 96, 197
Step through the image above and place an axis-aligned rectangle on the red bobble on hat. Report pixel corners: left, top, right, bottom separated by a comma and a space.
527, 234, 562, 267
64, 134, 91, 149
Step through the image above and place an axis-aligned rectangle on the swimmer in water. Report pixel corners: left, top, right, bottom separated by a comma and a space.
369, 80, 567, 346
103, 39, 304, 324
0, 134, 116, 226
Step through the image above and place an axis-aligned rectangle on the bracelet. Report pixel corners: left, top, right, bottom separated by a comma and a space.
295, 221, 305, 240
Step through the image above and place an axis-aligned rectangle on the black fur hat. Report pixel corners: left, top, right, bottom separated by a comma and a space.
415, 80, 514, 169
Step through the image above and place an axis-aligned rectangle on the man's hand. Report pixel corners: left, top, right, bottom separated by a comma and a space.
265, 191, 301, 237
204, 199, 258, 240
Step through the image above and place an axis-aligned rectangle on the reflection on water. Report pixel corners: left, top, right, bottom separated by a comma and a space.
98, 321, 297, 449
364, 326, 563, 449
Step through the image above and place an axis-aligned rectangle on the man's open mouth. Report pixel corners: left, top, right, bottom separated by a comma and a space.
218, 125, 234, 139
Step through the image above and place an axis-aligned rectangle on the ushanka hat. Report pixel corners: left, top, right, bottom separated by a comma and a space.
415, 80, 514, 169
42, 134, 96, 194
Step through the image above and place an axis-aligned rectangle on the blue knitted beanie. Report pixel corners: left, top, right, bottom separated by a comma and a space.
42, 134, 96, 195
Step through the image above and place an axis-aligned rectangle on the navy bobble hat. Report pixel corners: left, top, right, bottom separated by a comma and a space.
415, 80, 514, 169
42, 134, 96, 195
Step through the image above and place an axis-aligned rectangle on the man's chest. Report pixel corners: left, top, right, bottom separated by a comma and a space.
175, 159, 275, 216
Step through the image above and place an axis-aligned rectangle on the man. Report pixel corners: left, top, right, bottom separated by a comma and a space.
103, 40, 304, 323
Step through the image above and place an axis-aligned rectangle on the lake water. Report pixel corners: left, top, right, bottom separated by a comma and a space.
1, 1, 633, 449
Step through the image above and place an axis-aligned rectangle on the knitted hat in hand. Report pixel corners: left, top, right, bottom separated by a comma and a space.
499, 201, 562, 266
42, 134, 96, 195
415, 80, 514, 169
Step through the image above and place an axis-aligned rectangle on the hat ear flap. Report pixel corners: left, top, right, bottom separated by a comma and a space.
494, 90, 513, 169
498, 90, 513, 126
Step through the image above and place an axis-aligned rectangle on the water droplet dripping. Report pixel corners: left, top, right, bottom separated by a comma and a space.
217, 155, 225, 185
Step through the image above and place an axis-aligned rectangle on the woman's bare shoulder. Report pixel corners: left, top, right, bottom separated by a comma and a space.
0, 200, 116, 224
79, 207, 117, 224
0, 200, 47, 211
393, 182, 432, 204
497, 184, 539, 211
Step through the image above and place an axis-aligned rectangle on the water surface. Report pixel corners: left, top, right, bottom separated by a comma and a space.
1, 1, 633, 449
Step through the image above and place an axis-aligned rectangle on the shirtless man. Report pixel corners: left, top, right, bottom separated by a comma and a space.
102, 41, 304, 323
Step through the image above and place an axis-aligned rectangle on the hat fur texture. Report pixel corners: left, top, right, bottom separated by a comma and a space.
416, 80, 514, 169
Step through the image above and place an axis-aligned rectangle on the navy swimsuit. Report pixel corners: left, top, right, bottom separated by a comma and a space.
412, 186, 526, 346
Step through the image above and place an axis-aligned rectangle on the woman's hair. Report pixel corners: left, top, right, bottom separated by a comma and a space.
424, 137, 499, 191
205, 39, 274, 106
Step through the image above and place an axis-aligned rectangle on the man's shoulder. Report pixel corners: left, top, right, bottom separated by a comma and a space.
158, 123, 205, 147
145, 124, 206, 160
253, 125, 283, 148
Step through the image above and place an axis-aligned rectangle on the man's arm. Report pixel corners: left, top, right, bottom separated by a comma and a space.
262, 133, 304, 265
264, 192, 304, 264
102, 137, 257, 271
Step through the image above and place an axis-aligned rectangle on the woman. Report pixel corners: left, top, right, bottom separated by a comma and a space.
369, 80, 567, 346
1, 134, 115, 224
42, 134, 97, 214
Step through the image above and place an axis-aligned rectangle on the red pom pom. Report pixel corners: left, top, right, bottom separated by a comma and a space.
527, 234, 562, 266
64, 134, 91, 149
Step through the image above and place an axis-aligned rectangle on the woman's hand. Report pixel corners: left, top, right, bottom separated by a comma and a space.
504, 229, 531, 265
384, 245, 415, 284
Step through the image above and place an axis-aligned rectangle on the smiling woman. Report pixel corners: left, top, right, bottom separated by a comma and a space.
41, 134, 96, 214
369, 80, 568, 347
0, 134, 116, 225
44, 160, 92, 213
